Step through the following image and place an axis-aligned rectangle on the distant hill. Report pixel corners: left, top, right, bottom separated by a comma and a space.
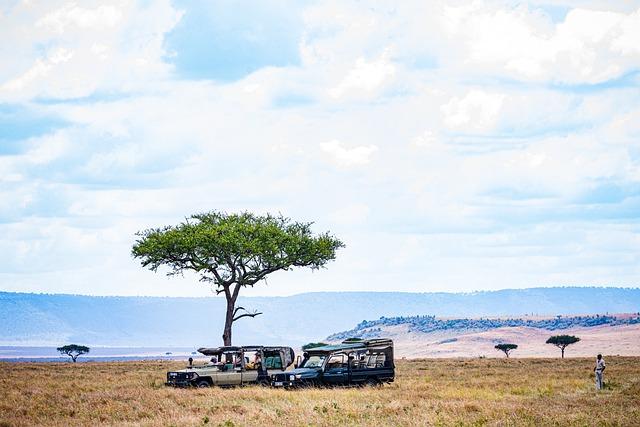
327, 313, 640, 341
1, 287, 639, 347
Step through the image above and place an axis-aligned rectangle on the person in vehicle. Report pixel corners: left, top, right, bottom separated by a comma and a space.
245, 353, 261, 370
254, 353, 262, 369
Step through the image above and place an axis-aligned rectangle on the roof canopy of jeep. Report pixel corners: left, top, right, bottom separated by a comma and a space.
306, 339, 394, 353
197, 345, 295, 367
197, 346, 260, 355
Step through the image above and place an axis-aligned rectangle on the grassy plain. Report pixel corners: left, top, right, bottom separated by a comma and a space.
1, 357, 639, 426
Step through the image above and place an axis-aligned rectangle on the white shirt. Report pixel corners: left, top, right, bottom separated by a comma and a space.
595, 358, 605, 371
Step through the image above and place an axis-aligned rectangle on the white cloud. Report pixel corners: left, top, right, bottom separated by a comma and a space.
36, 3, 124, 33
25, 130, 71, 165
320, 140, 378, 167
0, 0, 183, 101
444, 3, 640, 83
1, 48, 74, 92
299, 2, 640, 85
329, 53, 396, 100
411, 130, 440, 149
441, 90, 505, 133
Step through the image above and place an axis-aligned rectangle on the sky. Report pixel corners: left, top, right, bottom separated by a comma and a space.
0, 0, 639, 297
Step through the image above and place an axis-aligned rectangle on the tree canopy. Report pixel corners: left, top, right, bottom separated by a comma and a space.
57, 344, 90, 362
546, 335, 580, 358
494, 343, 518, 358
132, 211, 344, 345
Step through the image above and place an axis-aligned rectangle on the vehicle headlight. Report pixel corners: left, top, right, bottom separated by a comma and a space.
289, 375, 295, 381
295, 374, 302, 379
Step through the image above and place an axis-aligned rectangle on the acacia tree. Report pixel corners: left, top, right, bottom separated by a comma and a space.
132, 211, 344, 346
494, 343, 518, 358
57, 344, 90, 362
546, 335, 580, 358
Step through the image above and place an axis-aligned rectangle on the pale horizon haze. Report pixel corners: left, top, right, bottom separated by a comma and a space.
1, 0, 639, 297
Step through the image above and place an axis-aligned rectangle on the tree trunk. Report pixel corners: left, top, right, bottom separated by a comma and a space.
561, 347, 565, 358
222, 297, 235, 346
72, 355, 77, 363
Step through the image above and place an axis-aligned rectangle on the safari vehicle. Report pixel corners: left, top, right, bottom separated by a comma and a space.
166, 345, 295, 388
271, 339, 394, 388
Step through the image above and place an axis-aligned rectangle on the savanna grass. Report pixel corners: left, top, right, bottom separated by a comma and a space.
1, 357, 638, 426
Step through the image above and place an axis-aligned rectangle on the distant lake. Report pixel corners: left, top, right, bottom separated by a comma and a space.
0, 346, 205, 362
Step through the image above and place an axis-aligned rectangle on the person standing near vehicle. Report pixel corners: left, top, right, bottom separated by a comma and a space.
594, 354, 606, 390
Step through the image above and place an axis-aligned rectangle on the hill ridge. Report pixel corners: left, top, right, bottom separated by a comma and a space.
328, 313, 640, 341
1, 287, 639, 347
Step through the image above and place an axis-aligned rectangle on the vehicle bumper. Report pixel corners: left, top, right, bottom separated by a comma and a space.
165, 381, 194, 388
271, 380, 294, 387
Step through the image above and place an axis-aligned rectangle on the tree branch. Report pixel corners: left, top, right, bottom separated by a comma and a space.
233, 311, 263, 322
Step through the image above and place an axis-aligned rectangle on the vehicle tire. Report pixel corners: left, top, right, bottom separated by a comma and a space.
196, 380, 210, 388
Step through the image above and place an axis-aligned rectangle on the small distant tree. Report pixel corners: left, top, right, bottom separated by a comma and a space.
302, 342, 328, 350
495, 343, 518, 358
546, 335, 580, 358
57, 344, 90, 363
343, 337, 363, 342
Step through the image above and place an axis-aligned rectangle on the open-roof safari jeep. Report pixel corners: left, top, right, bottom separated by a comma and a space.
166, 345, 295, 388
271, 339, 394, 388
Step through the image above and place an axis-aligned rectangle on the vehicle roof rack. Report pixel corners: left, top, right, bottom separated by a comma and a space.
341, 338, 393, 347
197, 345, 294, 356
304, 338, 394, 353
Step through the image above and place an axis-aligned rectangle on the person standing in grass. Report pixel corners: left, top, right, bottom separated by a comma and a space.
594, 354, 606, 390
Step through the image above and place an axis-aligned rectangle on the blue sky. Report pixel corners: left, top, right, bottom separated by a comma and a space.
0, 0, 639, 296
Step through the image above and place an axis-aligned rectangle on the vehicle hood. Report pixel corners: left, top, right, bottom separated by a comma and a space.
172, 367, 217, 374
287, 367, 320, 378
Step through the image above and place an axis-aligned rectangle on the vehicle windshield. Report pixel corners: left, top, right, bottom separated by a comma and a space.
300, 354, 326, 368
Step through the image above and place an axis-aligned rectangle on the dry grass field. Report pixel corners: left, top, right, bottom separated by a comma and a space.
1, 357, 639, 426
390, 324, 640, 358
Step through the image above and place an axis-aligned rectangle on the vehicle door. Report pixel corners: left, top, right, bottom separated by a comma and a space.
212, 368, 240, 386
348, 350, 370, 385
322, 353, 349, 385
214, 353, 243, 386
241, 352, 259, 385
241, 368, 258, 384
